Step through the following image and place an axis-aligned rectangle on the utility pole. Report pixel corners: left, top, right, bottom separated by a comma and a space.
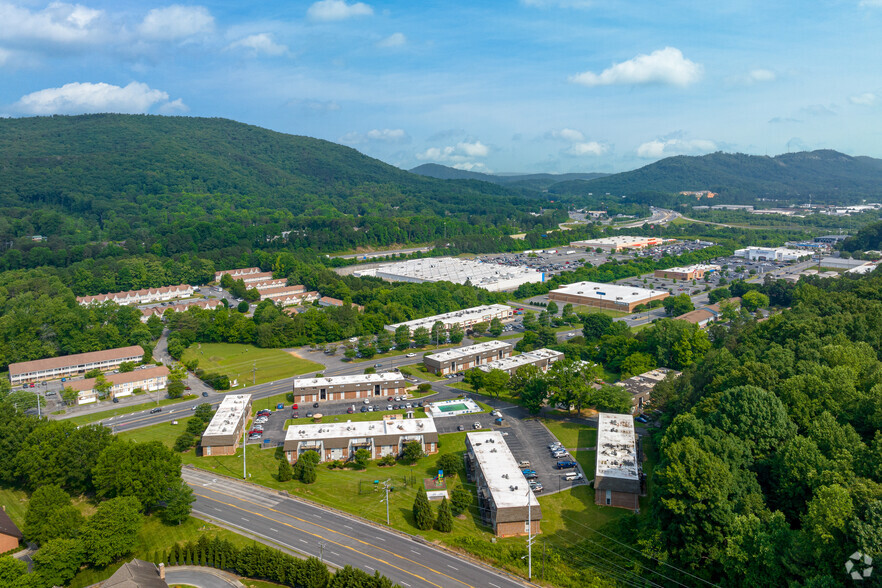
243, 422, 247, 480
380, 479, 392, 524
318, 541, 325, 564
252, 362, 256, 387
526, 487, 534, 580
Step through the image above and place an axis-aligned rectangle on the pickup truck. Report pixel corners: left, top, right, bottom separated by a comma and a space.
555, 460, 578, 469
521, 469, 537, 476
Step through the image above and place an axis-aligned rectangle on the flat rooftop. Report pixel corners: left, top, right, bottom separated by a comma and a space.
570, 236, 671, 247
387, 304, 512, 332
477, 348, 562, 373
285, 417, 437, 442
659, 264, 721, 273
616, 368, 680, 395
425, 340, 511, 362
355, 257, 543, 291
596, 413, 638, 482
293, 372, 404, 388
468, 431, 540, 510
549, 281, 665, 303
203, 394, 251, 438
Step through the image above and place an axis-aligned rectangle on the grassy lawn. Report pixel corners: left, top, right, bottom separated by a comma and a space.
542, 420, 599, 478
572, 306, 629, 318
61, 395, 197, 427
0, 487, 29, 528
182, 343, 322, 388
409, 365, 448, 382
251, 392, 294, 412
118, 416, 201, 448
470, 333, 523, 342
352, 343, 458, 363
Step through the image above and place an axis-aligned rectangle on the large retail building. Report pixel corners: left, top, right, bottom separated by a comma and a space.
548, 282, 669, 313
569, 236, 673, 252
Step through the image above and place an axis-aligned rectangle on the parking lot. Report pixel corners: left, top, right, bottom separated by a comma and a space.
246, 406, 289, 448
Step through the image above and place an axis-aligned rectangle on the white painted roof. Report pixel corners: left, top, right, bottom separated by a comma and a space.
477, 348, 562, 373
387, 304, 512, 332
356, 257, 543, 290
285, 417, 437, 442
293, 372, 404, 388
425, 340, 511, 362
203, 394, 251, 437
549, 281, 664, 303
468, 431, 540, 510
595, 413, 638, 482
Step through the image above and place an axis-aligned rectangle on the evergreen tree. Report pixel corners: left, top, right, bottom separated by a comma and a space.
412, 486, 434, 530
450, 485, 473, 516
278, 458, 293, 482
301, 463, 317, 484
435, 497, 453, 532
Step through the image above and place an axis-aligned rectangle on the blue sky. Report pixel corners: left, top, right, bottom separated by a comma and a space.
1, 0, 881, 173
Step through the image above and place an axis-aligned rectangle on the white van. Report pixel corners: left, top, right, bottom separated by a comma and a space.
563, 471, 583, 481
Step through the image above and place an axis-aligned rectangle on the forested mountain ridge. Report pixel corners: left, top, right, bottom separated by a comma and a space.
0, 114, 561, 262
410, 162, 608, 190
548, 149, 882, 201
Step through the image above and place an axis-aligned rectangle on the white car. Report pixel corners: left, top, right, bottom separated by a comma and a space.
363, 399, 370, 404
405, 352, 416, 358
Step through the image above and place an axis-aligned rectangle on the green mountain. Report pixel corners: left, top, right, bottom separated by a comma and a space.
547, 150, 882, 201
410, 163, 607, 190
0, 115, 560, 256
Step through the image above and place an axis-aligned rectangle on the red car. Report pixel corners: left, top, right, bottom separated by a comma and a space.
387, 397, 394, 402
291, 403, 299, 410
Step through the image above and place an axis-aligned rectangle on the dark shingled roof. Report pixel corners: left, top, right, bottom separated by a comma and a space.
102, 559, 167, 588
0, 508, 22, 539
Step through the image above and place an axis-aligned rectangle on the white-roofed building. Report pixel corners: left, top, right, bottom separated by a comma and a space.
200, 394, 252, 457
476, 348, 563, 375
385, 304, 514, 334
423, 341, 514, 375
569, 236, 673, 252
353, 257, 544, 292
292, 373, 408, 403
548, 281, 669, 313
466, 431, 541, 537
594, 413, 641, 510
283, 417, 438, 463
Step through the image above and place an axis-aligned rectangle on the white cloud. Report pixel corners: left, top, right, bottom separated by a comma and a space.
15, 81, 181, 114
637, 138, 716, 159
138, 5, 214, 41
0, 47, 10, 66
159, 98, 189, 113
551, 128, 585, 142
570, 47, 702, 87
416, 140, 490, 165
342, 128, 409, 144
0, 2, 105, 45
567, 141, 607, 156
307, 0, 373, 21
377, 32, 406, 48
747, 68, 776, 83
228, 33, 287, 56
451, 162, 489, 172
859, 0, 882, 6
850, 92, 877, 106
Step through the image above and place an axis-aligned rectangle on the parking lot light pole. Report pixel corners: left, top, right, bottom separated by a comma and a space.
243, 423, 247, 480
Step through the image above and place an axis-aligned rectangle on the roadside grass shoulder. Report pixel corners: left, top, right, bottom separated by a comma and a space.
182, 343, 322, 388
62, 395, 195, 427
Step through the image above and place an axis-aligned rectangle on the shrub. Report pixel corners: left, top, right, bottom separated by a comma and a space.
412, 487, 434, 531
278, 459, 293, 482
173, 432, 195, 452
435, 497, 453, 532
451, 485, 473, 516
378, 454, 397, 467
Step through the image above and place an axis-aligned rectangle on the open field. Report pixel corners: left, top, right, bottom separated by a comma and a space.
182, 343, 322, 388
572, 305, 630, 318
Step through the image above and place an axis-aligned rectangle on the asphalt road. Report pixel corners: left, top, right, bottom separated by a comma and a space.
184, 468, 530, 588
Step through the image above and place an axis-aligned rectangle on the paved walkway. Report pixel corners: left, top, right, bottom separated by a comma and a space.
164, 566, 244, 588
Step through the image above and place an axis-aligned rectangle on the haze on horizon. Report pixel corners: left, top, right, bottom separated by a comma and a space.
1, 0, 880, 174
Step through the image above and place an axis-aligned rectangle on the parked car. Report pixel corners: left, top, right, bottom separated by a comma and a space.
530, 482, 544, 493
523, 472, 538, 480
202, 391, 209, 397
387, 397, 394, 402
635, 415, 649, 423
292, 403, 299, 410
548, 442, 562, 450
473, 422, 481, 429
112, 397, 119, 403
306, 412, 314, 418
360, 406, 368, 413
521, 469, 537, 476
363, 399, 370, 404
555, 461, 578, 469
387, 405, 393, 411
518, 460, 531, 468
374, 363, 383, 368
457, 425, 465, 431
313, 402, 320, 408
292, 411, 299, 418
491, 410, 501, 417
346, 406, 354, 414
494, 417, 504, 425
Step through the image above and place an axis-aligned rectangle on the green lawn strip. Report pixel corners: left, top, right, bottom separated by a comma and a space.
352, 343, 458, 363
62, 395, 196, 427
447, 382, 521, 407
469, 333, 522, 342
118, 417, 200, 448
540, 419, 598, 451
241, 581, 288, 588
251, 392, 294, 412
571, 306, 629, 318
182, 343, 322, 389
0, 487, 29, 528
409, 366, 448, 382
69, 515, 257, 588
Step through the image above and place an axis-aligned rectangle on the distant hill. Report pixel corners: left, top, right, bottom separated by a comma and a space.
546, 150, 882, 201
0, 115, 560, 256
410, 163, 607, 190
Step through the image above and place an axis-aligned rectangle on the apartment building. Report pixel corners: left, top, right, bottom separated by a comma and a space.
615, 368, 680, 413
292, 373, 408, 403
476, 348, 563, 375
139, 299, 220, 322
595, 413, 641, 510
423, 341, 514, 375
66, 365, 169, 405
77, 285, 193, 306
386, 304, 514, 335
465, 431, 541, 537
8, 345, 145, 385
201, 394, 253, 456
214, 267, 262, 282
283, 417, 438, 463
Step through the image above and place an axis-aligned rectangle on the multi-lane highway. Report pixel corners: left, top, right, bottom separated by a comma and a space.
185, 468, 530, 588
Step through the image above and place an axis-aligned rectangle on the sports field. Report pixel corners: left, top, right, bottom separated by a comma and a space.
181, 343, 322, 388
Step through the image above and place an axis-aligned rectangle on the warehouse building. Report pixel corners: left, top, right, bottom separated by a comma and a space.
733, 247, 808, 261
77, 285, 194, 306
283, 416, 438, 463
548, 282, 669, 313
386, 304, 514, 334
424, 341, 514, 375
615, 368, 680, 414
214, 267, 262, 282
292, 373, 408, 404
569, 236, 673, 252
595, 413, 641, 510
654, 264, 720, 280
66, 365, 170, 405
9, 345, 145, 385
201, 394, 252, 456
466, 431, 541, 537
353, 257, 544, 292
476, 348, 563, 375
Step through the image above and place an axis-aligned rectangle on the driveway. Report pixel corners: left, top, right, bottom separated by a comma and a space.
165, 566, 244, 588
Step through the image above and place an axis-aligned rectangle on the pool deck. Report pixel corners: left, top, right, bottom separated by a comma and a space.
425, 398, 482, 418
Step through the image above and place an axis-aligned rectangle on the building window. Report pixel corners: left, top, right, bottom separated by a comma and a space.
606, 490, 611, 505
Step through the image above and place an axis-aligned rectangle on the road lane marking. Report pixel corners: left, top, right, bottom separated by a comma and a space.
241, 518, 249, 522
448, 565, 458, 571
191, 489, 473, 588
375, 537, 385, 542
196, 492, 450, 588
269, 528, 279, 533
